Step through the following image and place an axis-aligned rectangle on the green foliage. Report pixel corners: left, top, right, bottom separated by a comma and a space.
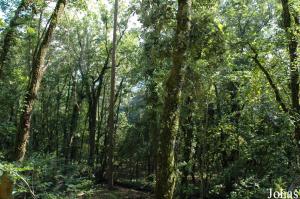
0, 0, 300, 198
0, 154, 96, 198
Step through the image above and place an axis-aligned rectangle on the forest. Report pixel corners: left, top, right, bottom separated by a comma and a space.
0, 0, 299, 198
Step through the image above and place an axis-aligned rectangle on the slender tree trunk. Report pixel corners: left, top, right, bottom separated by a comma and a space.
155, 0, 191, 198
222, 82, 240, 196
145, 66, 160, 176
180, 96, 194, 198
145, 21, 162, 176
68, 96, 83, 162
107, 0, 118, 188
96, 82, 107, 164
62, 74, 75, 164
62, 75, 72, 157
87, 78, 106, 166
14, 0, 66, 162
79, 113, 89, 163
88, 96, 97, 166
85, 65, 108, 166
148, 82, 159, 174
96, 128, 108, 183
114, 79, 124, 129
96, 79, 122, 183
55, 88, 61, 157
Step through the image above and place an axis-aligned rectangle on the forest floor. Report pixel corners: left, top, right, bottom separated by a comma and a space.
81, 185, 153, 199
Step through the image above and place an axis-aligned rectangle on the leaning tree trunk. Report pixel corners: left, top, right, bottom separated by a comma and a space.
14, 0, 66, 162
155, 0, 191, 198
281, 0, 300, 146
0, 0, 32, 79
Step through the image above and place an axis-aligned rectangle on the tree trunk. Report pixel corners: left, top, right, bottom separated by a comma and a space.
96, 82, 107, 164
180, 96, 194, 198
155, 0, 191, 198
14, 0, 66, 162
87, 75, 106, 166
114, 79, 124, 130
281, 0, 300, 145
67, 96, 83, 162
96, 80, 122, 183
0, 0, 32, 79
145, 20, 162, 176
62, 75, 72, 157
0, 172, 14, 199
88, 96, 97, 166
107, 0, 119, 189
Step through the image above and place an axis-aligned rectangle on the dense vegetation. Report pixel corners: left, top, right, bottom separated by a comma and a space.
0, 0, 299, 198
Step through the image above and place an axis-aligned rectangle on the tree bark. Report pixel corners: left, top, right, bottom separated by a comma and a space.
249, 49, 288, 113
107, 0, 119, 188
14, 0, 67, 162
0, 172, 14, 199
155, 0, 191, 198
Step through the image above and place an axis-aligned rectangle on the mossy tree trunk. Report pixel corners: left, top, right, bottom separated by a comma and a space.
14, 0, 67, 162
280, 0, 300, 146
155, 0, 191, 198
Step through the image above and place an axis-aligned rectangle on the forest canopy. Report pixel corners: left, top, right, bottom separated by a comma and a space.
0, 0, 299, 198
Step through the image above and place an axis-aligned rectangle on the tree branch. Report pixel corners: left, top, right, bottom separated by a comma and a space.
248, 43, 288, 113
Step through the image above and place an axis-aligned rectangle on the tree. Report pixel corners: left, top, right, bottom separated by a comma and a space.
1, 0, 300, 198
155, 0, 191, 198
107, 0, 119, 188
14, 0, 67, 162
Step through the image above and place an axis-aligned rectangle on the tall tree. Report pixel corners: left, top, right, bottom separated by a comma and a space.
14, 0, 67, 161
107, 0, 118, 188
155, 0, 191, 198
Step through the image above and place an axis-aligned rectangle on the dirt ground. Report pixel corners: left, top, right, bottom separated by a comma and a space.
79, 185, 153, 199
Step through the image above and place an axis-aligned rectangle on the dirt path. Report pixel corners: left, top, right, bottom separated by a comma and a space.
80, 185, 153, 199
